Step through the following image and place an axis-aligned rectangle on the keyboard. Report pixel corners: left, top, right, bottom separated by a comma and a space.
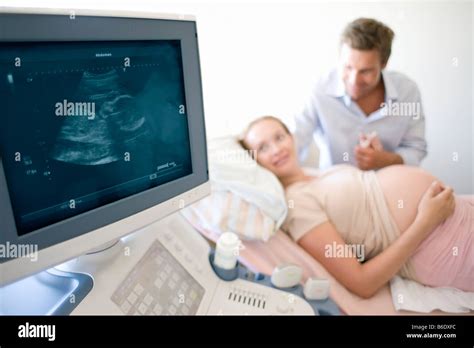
111, 239, 205, 315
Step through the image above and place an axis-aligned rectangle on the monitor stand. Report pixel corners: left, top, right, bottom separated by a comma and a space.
0, 239, 124, 315
0, 268, 93, 315
55, 238, 125, 275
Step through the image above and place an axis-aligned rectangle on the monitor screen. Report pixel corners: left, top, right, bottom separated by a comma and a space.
0, 40, 192, 235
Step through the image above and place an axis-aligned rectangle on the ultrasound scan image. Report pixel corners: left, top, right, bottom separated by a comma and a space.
0, 40, 193, 235
50, 69, 152, 165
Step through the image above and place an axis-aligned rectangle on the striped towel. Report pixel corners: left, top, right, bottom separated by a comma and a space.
181, 136, 287, 241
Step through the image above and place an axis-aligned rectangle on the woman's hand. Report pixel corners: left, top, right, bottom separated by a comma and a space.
416, 181, 455, 231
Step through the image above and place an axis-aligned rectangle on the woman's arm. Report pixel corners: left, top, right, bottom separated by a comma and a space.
299, 218, 433, 298
298, 181, 455, 298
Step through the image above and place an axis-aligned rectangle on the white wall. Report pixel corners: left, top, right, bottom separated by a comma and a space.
2, 0, 472, 193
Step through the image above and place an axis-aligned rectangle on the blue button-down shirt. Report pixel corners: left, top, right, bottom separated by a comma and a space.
292, 69, 427, 169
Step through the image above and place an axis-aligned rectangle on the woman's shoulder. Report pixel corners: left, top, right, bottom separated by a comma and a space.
284, 172, 318, 197
302, 166, 321, 176
312, 164, 361, 177
285, 164, 362, 196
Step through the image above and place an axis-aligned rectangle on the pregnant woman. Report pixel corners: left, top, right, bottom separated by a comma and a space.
240, 116, 473, 298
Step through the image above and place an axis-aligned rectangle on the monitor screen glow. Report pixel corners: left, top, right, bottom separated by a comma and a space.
0, 40, 193, 235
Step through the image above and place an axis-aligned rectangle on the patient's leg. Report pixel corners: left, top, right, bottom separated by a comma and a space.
410, 196, 473, 291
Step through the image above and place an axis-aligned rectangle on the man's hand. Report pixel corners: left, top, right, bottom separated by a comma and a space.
354, 133, 403, 170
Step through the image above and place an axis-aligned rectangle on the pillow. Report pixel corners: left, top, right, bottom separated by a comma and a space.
181, 136, 287, 241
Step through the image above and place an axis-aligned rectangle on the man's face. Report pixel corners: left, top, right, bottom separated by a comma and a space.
340, 43, 385, 100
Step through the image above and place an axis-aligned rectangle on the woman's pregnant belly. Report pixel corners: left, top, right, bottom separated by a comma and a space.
376, 165, 437, 233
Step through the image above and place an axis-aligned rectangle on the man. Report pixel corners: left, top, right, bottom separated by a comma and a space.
293, 18, 427, 170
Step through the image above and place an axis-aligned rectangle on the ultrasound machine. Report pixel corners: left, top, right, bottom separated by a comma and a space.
0, 7, 317, 315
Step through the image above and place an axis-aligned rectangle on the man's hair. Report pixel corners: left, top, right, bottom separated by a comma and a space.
341, 18, 395, 65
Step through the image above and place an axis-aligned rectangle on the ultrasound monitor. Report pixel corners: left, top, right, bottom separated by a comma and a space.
0, 8, 209, 286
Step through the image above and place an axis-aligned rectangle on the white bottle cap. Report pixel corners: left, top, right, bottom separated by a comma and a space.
213, 232, 239, 270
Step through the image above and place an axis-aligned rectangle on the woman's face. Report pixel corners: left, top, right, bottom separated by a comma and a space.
243, 119, 299, 178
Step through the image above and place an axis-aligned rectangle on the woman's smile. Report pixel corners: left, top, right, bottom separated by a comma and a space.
272, 153, 290, 167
